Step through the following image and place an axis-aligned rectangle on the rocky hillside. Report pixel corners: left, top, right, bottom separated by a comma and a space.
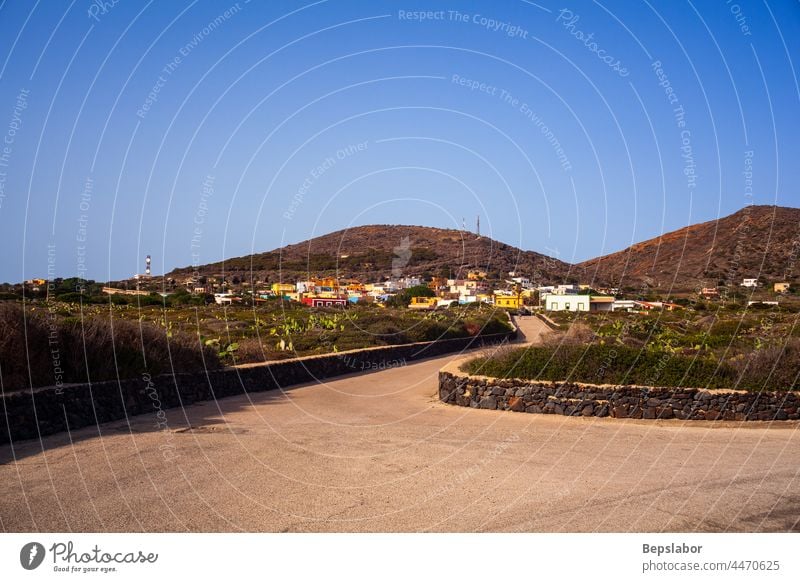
170, 225, 573, 284
577, 205, 800, 289
169, 205, 799, 289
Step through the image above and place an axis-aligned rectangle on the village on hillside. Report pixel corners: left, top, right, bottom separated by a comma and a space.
13, 254, 792, 313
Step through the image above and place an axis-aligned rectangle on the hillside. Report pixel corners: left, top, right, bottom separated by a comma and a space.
168, 206, 799, 289
577, 205, 800, 289
170, 225, 573, 284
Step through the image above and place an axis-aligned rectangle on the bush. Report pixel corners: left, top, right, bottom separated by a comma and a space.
386, 285, 434, 308
0, 303, 221, 392
709, 319, 744, 337
463, 344, 747, 390
0, 303, 52, 390
549, 323, 594, 345
731, 339, 800, 391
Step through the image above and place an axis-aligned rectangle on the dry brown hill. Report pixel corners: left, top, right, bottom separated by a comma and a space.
170, 225, 573, 284
169, 205, 799, 289
577, 205, 800, 289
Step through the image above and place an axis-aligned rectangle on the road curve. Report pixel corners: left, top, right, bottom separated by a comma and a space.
1, 316, 799, 532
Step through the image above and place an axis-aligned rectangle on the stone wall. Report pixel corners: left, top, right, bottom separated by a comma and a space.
439, 369, 799, 421
534, 312, 561, 329
0, 330, 515, 444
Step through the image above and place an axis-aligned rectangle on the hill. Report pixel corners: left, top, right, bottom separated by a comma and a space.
167, 206, 799, 289
577, 205, 800, 289
169, 225, 573, 284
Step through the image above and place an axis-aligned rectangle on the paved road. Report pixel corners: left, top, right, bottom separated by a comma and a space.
1, 316, 799, 532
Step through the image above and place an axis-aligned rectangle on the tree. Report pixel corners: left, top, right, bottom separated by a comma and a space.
386, 285, 435, 308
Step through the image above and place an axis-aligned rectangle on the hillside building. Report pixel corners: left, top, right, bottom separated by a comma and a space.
408, 296, 437, 310
550, 284, 579, 295
302, 296, 348, 308
271, 283, 295, 296
495, 295, 522, 309
213, 292, 237, 305
700, 287, 720, 299
542, 294, 615, 312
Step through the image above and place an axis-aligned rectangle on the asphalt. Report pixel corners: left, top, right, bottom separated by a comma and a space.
1, 316, 799, 532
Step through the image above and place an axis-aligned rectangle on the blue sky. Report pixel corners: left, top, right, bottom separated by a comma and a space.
0, 0, 798, 282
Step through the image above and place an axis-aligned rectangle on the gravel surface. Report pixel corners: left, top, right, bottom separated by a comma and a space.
2, 317, 798, 532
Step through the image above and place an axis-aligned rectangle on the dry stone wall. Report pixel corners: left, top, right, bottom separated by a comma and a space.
439, 370, 799, 421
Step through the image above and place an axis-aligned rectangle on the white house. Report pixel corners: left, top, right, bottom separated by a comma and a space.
590, 296, 615, 312
612, 299, 638, 312
448, 279, 488, 297
543, 294, 615, 312
741, 278, 759, 288
543, 294, 590, 312
213, 292, 235, 305
397, 276, 422, 288
552, 284, 579, 295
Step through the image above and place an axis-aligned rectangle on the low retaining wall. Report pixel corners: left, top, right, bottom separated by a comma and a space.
439, 366, 799, 421
534, 312, 560, 329
1, 331, 515, 444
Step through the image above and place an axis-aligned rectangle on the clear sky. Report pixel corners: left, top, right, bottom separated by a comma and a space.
0, 0, 798, 282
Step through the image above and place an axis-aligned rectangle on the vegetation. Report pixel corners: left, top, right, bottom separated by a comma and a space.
0, 300, 511, 391
385, 284, 435, 308
465, 342, 800, 391
465, 307, 800, 391
0, 303, 220, 392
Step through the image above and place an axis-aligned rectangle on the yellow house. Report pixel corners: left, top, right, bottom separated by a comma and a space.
314, 277, 340, 290
408, 296, 437, 310
495, 295, 522, 309
271, 283, 295, 295
774, 282, 791, 293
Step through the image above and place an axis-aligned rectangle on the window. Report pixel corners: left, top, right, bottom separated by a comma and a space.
565, 302, 570, 310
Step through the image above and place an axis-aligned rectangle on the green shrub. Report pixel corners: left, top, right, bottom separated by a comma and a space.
709, 319, 745, 337
463, 344, 764, 390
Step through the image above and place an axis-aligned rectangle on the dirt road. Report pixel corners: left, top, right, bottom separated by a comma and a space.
1, 316, 798, 532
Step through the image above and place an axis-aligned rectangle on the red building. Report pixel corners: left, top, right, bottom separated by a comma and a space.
302, 297, 348, 308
